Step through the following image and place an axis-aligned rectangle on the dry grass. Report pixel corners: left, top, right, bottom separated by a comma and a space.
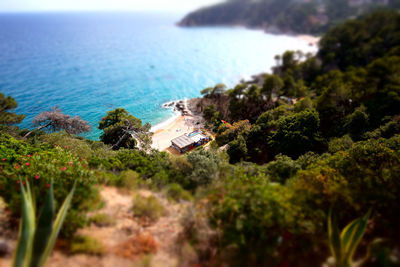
113, 233, 157, 260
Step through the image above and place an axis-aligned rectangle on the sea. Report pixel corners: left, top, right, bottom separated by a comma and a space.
0, 12, 317, 139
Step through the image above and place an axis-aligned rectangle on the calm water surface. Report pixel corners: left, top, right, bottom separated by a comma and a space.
0, 12, 316, 139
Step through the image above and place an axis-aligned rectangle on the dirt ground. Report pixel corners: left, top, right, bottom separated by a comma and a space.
0, 186, 195, 267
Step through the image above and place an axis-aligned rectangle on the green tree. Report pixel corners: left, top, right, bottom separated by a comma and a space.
344, 107, 369, 140
98, 108, 152, 150
269, 109, 321, 158
200, 83, 227, 98
315, 71, 351, 138
212, 83, 227, 95
227, 134, 248, 163
200, 87, 213, 97
319, 10, 400, 70
328, 135, 354, 154
215, 120, 251, 146
364, 116, 400, 139
261, 74, 283, 101
203, 104, 220, 122
266, 154, 300, 184
0, 93, 25, 125
364, 55, 400, 126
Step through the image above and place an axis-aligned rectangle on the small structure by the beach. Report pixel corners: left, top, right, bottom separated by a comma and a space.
171, 130, 210, 153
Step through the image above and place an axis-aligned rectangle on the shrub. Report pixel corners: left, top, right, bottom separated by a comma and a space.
344, 107, 369, 141
132, 195, 166, 221
164, 183, 192, 202
179, 205, 217, 265
296, 151, 327, 169
168, 156, 193, 189
328, 135, 353, 154
364, 116, 400, 139
265, 154, 300, 184
205, 172, 306, 265
227, 135, 248, 164
70, 235, 105, 255
294, 135, 400, 240
89, 213, 115, 227
0, 133, 99, 238
186, 148, 220, 188
40, 132, 114, 160
215, 120, 251, 147
113, 170, 141, 190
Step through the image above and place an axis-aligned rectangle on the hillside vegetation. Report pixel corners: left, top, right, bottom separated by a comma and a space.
1, 10, 400, 267
179, 0, 400, 34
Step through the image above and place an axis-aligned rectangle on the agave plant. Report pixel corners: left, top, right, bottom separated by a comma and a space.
325, 209, 372, 267
12, 179, 76, 267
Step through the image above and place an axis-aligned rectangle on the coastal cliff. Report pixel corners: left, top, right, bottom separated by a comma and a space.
178, 0, 397, 35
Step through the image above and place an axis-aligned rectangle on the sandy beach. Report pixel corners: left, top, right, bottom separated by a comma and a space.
151, 33, 320, 153
151, 100, 204, 152
297, 34, 321, 46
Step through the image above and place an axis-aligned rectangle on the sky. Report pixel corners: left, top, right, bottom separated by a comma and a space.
0, 0, 222, 13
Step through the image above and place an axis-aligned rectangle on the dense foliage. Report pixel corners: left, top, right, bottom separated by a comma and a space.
0, 132, 99, 237
183, 10, 400, 265
98, 108, 152, 150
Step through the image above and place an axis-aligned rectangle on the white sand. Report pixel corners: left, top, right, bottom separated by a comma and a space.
297, 34, 320, 46
151, 112, 204, 152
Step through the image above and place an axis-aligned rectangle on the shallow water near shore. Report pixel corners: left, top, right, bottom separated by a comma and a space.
0, 12, 316, 139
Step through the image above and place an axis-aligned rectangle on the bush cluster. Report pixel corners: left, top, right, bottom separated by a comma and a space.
0, 132, 100, 237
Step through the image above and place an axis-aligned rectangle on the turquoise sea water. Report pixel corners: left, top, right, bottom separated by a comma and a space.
0, 12, 316, 139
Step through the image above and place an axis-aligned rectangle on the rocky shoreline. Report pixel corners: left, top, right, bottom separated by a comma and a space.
160, 72, 269, 121
162, 100, 191, 116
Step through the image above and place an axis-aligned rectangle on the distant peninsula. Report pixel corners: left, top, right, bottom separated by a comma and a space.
178, 0, 399, 35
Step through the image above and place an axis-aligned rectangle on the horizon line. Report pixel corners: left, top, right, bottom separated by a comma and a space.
0, 9, 188, 15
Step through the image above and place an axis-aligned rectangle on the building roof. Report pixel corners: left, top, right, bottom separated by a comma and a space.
171, 134, 195, 149
190, 133, 207, 143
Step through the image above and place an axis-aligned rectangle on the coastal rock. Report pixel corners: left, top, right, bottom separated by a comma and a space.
162, 101, 175, 108
163, 99, 196, 116
175, 102, 185, 111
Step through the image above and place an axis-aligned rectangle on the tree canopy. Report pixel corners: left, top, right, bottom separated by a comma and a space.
0, 93, 25, 125
98, 108, 152, 150
24, 107, 91, 138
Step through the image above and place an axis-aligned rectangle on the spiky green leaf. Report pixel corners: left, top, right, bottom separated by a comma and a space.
12, 180, 35, 267
37, 181, 76, 267
344, 210, 371, 261
328, 209, 342, 261
31, 180, 55, 267
341, 218, 361, 252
